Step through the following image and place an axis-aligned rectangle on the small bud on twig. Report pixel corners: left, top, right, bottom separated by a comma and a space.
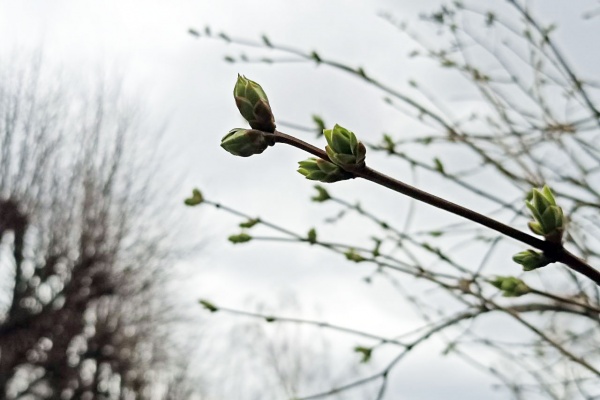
239, 218, 260, 229
307, 228, 317, 244
233, 74, 276, 132
512, 249, 551, 271
221, 128, 270, 157
354, 346, 373, 363
324, 124, 366, 170
184, 188, 204, 206
311, 185, 331, 202
228, 233, 252, 244
297, 158, 352, 183
199, 299, 219, 313
525, 185, 565, 243
490, 276, 530, 297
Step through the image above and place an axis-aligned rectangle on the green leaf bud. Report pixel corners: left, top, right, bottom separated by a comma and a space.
324, 124, 366, 169
239, 218, 260, 229
354, 346, 373, 363
184, 188, 204, 206
345, 248, 365, 263
382, 134, 395, 153
261, 34, 272, 47
525, 185, 564, 242
371, 237, 382, 257
433, 157, 445, 174
512, 250, 551, 271
221, 128, 270, 157
199, 299, 218, 313
228, 233, 252, 244
297, 158, 352, 183
233, 75, 276, 132
310, 51, 321, 63
311, 185, 331, 202
307, 228, 317, 244
312, 114, 326, 136
490, 276, 530, 297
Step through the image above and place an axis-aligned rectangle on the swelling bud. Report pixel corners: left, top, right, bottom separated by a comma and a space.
512, 249, 551, 271
490, 276, 530, 297
525, 185, 564, 243
221, 128, 270, 157
184, 188, 204, 206
324, 124, 366, 169
297, 157, 352, 183
234, 74, 276, 132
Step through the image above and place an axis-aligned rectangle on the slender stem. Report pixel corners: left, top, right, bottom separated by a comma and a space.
268, 130, 600, 285
529, 288, 600, 315
208, 305, 408, 347
506, 0, 600, 125
356, 166, 545, 249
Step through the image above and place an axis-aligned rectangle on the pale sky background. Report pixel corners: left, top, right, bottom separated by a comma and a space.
1, 1, 598, 399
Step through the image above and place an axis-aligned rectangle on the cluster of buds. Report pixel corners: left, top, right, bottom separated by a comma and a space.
489, 276, 530, 297
223, 76, 368, 186
297, 158, 352, 183
525, 185, 564, 243
221, 75, 276, 157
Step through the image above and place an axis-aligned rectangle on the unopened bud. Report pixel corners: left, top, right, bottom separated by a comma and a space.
324, 124, 366, 169
311, 185, 331, 202
228, 233, 252, 244
345, 248, 365, 263
199, 299, 218, 313
512, 250, 551, 271
490, 276, 530, 297
525, 185, 564, 242
221, 128, 270, 157
297, 158, 352, 183
354, 346, 373, 363
234, 74, 276, 132
184, 188, 204, 206
307, 228, 317, 244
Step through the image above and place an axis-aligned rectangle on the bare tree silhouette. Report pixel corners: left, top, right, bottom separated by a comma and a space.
0, 56, 192, 400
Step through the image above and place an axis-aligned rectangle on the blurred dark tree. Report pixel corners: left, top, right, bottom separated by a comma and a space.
0, 57, 195, 400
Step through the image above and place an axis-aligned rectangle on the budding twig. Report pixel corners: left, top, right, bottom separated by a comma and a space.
265, 130, 600, 286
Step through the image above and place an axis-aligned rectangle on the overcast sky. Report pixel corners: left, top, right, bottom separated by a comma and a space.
1, 1, 599, 399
